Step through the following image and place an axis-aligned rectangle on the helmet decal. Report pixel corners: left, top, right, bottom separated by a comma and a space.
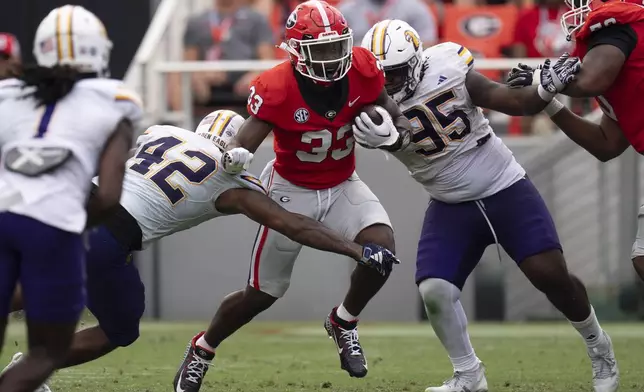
404, 30, 420, 51
286, 10, 297, 29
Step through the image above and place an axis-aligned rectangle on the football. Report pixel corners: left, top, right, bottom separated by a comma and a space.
357, 104, 383, 126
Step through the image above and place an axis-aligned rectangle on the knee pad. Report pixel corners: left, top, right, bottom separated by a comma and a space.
418, 278, 461, 316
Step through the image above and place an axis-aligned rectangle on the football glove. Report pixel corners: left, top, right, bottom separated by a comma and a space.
540, 53, 581, 94
507, 63, 535, 88
358, 243, 400, 276
222, 147, 253, 174
352, 106, 399, 149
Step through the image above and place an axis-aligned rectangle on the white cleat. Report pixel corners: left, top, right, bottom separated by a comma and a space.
1, 352, 53, 392
425, 362, 488, 392
589, 331, 619, 392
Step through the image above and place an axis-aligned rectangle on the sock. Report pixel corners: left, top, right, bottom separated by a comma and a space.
419, 279, 481, 373
569, 306, 604, 348
196, 334, 216, 353
335, 303, 358, 323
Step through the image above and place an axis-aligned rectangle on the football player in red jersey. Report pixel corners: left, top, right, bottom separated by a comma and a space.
509, 0, 644, 287
173, 2, 406, 390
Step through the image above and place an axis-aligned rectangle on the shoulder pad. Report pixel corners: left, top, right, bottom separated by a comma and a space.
247, 62, 290, 121
250, 63, 290, 106
580, 3, 644, 40
426, 42, 474, 73
78, 79, 144, 126
135, 125, 181, 148
143, 124, 183, 135
352, 46, 385, 79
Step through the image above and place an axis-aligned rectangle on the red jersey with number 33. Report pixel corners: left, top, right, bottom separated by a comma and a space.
575, 1, 644, 152
246, 46, 385, 189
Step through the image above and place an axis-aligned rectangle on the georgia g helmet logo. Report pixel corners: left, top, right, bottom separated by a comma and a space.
404, 30, 420, 51
286, 10, 297, 29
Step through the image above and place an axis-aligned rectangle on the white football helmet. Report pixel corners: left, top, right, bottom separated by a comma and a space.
33, 5, 112, 76
195, 109, 244, 152
361, 19, 423, 104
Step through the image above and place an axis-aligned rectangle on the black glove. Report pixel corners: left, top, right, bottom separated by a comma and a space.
507, 63, 535, 88
358, 243, 400, 276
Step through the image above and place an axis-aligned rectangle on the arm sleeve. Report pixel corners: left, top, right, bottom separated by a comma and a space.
587, 24, 638, 59
438, 42, 475, 74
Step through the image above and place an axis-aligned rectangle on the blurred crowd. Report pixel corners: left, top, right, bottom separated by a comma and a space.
175, 0, 596, 135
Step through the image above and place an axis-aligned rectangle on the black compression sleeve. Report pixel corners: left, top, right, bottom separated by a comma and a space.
587, 24, 638, 59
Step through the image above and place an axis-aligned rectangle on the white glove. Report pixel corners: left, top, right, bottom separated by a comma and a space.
352, 106, 399, 148
222, 147, 253, 174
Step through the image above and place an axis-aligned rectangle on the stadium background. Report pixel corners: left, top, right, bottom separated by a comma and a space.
2, 0, 644, 324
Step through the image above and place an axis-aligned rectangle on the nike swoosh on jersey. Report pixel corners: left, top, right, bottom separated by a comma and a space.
348, 96, 361, 107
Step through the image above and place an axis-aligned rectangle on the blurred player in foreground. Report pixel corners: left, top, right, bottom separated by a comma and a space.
509, 0, 644, 284
4, 110, 398, 392
358, 19, 618, 392
0, 33, 21, 80
174, 2, 412, 390
0, 5, 137, 392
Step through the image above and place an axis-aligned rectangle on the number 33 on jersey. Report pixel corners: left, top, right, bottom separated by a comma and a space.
246, 46, 385, 190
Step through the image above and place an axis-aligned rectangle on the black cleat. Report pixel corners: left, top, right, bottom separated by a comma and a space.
324, 307, 368, 378
173, 331, 215, 392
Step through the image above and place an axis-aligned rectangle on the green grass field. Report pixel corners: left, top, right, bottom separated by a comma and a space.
3, 321, 644, 391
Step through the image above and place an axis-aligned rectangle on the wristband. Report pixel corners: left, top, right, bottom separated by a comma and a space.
537, 84, 556, 102
544, 98, 564, 117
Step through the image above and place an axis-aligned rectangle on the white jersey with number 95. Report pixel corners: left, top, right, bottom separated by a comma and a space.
393, 42, 525, 203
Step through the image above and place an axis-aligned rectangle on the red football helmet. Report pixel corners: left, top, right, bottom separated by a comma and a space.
279, 0, 353, 82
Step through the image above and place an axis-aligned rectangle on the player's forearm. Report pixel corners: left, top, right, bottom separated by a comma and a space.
550, 107, 624, 162
278, 214, 363, 261
493, 86, 548, 116
229, 116, 273, 153
560, 71, 608, 98
467, 71, 547, 116
560, 80, 598, 98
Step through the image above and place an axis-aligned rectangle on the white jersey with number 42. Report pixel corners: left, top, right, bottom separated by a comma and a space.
116, 125, 266, 247
0, 78, 143, 233
393, 42, 525, 203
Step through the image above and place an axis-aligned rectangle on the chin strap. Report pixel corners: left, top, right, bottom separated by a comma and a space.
278, 42, 299, 57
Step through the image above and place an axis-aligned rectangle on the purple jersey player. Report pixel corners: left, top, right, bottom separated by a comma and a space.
356, 20, 618, 392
